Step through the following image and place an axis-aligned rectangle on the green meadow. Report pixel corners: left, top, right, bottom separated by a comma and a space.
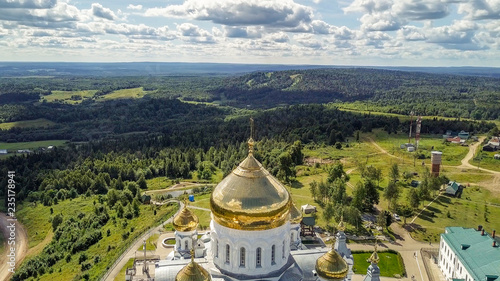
0, 118, 56, 130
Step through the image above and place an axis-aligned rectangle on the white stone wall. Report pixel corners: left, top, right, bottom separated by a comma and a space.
210, 219, 291, 276
175, 230, 198, 252
438, 236, 473, 281
290, 223, 301, 246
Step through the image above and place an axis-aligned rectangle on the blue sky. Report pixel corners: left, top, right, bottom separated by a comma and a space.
0, 0, 499, 66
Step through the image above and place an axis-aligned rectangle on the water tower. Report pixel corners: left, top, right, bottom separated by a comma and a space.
431, 151, 442, 177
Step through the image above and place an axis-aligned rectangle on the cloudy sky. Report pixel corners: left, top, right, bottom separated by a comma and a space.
1, 0, 500, 66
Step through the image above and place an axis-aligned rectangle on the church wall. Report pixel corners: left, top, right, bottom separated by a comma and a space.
210, 219, 291, 276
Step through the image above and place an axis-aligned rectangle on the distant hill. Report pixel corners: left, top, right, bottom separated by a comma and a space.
1, 62, 500, 77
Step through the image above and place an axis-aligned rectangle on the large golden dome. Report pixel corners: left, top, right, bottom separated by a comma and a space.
210, 142, 291, 231
315, 246, 349, 280
175, 250, 212, 281
290, 202, 303, 224
173, 201, 199, 232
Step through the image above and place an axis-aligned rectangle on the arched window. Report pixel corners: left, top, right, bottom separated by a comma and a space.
291, 232, 294, 243
282, 240, 285, 259
226, 244, 230, 264
185, 240, 189, 250
240, 247, 246, 267
256, 247, 262, 267
271, 245, 276, 264
215, 239, 219, 258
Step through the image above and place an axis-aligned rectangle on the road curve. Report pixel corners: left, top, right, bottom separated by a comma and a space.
0, 213, 28, 281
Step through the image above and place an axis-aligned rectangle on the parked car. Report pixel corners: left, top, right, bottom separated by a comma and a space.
393, 214, 401, 221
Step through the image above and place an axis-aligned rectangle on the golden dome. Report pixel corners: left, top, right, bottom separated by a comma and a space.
315, 246, 349, 280
290, 202, 303, 224
210, 151, 291, 231
173, 201, 199, 232
175, 250, 212, 281
368, 245, 380, 264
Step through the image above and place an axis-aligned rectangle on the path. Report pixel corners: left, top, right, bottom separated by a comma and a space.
102, 201, 183, 281
0, 213, 28, 281
348, 223, 438, 281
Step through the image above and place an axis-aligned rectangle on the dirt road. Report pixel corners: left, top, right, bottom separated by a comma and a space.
0, 213, 28, 281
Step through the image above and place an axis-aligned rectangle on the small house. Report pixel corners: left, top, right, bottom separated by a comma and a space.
494, 154, 500, 160
0, 149, 7, 154
483, 143, 499, 152
446, 181, 463, 197
446, 136, 462, 144
458, 131, 470, 140
301, 204, 317, 214
488, 137, 500, 147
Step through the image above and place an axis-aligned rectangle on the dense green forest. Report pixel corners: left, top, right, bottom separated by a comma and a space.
1, 68, 500, 123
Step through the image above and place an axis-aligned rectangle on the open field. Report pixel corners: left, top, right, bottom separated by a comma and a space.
409, 187, 500, 242
367, 130, 470, 166
100, 87, 148, 100
352, 251, 405, 277
0, 140, 68, 151
0, 118, 56, 130
41, 90, 97, 104
470, 150, 500, 172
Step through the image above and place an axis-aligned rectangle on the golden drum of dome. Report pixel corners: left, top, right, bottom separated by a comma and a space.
315, 248, 349, 281
175, 260, 212, 281
290, 202, 303, 224
173, 203, 199, 232
210, 154, 291, 231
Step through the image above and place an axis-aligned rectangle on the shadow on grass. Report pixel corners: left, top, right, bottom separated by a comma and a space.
426, 206, 441, 214
291, 180, 304, 189
418, 210, 435, 223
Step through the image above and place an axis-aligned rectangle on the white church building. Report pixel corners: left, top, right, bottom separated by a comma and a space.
154, 137, 355, 281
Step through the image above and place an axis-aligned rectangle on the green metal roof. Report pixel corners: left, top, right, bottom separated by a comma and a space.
442, 227, 500, 281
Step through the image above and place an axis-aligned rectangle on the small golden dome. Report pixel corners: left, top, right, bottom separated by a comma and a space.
175, 250, 212, 281
315, 246, 349, 280
368, 245, 380, 264
210, 152, 291, 231
290, 202, 303, 224
337, 215, 345, 232
173, 201, 199, 232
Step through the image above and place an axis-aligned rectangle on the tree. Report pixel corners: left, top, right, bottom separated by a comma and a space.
365, 180, 380, 207
383, 181, 400, 209
277, 152, 295, 183
352, 182, 367, 211
323, 203, 335, 224
106, 189, 119, 208
137, 174, 147, 190
289, 140, 304, 165
327, 163, 349, 183
397, 204, 414, 225
389, 163, 399, 182
331, 179, 347, 205
377, 210, 392, 229
407, 188, 420, 209
52, 214, 63, 231
365, 166, 382, 186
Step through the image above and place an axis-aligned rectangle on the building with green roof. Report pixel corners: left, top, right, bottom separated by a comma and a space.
439, 226, 500, 281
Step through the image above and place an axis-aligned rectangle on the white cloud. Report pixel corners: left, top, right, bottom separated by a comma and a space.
458, 0, 500, 20
0, 0, 56, 9
144, 0, 314, 30
127, 4, 143, 11
177, 23, 216, 43
393, 0, 450, 20
360, 12, 403, 31
91, 3, 117, 20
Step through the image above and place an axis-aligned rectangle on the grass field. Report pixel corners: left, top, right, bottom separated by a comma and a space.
100, 87, 148, 100
470, 150, 500, 172
137, 233, 160, 251
352, 251, 405, 277
113, 258, 134, 281
0, 118, 56, 130
16, 196, 176, 281
41, 90, 97, 104
410, 187, 500, 242
0, 140, 67, 151
367, 130, 470, 166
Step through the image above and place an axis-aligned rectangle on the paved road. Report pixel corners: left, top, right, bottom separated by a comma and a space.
0, 213, 28, 281
103, 201, 183, 281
